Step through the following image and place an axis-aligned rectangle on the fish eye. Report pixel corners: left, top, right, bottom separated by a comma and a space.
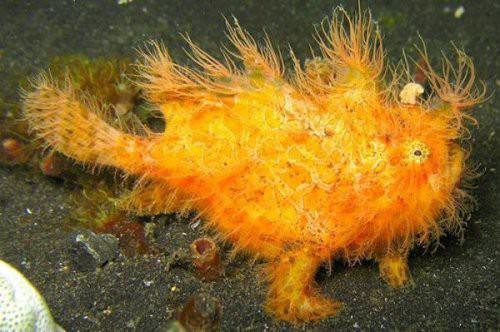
405, 140, 430, 164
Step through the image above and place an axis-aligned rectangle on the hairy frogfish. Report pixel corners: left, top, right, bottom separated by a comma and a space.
23, 8, 485, 323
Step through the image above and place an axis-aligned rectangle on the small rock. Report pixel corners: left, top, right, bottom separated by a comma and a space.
176, 293, 221, 332
1, 138, 29, 164
70, 230, 119, 272
454, 5, 465, 19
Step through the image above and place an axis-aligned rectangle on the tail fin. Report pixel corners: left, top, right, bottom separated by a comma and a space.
23, 75, 149, 174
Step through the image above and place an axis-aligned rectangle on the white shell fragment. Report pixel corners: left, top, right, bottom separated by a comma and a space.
399, 82, 424, 105
454, 6, 465, 19
0, 259, 64, 332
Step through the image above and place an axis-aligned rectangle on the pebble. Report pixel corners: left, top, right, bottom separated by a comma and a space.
176, 293, 221, 331
454, 6, 465, 19
69, 230, 119, 272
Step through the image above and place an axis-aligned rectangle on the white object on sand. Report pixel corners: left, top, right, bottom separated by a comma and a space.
454, 6, 465, 19
0, 259, 64, 331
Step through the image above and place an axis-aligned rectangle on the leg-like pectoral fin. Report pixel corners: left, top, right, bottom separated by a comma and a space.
378, 252, 412, 288
264, 250, 342, 323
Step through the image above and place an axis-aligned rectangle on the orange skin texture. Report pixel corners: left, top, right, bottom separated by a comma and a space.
23, 9, 485, 323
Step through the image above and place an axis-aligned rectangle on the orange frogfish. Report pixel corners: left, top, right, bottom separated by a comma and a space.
23, 8, 485, 323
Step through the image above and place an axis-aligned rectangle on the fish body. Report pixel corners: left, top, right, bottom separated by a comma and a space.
23, 9, 484, 323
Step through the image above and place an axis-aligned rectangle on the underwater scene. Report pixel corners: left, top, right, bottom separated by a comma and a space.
0, 0, 498, 330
